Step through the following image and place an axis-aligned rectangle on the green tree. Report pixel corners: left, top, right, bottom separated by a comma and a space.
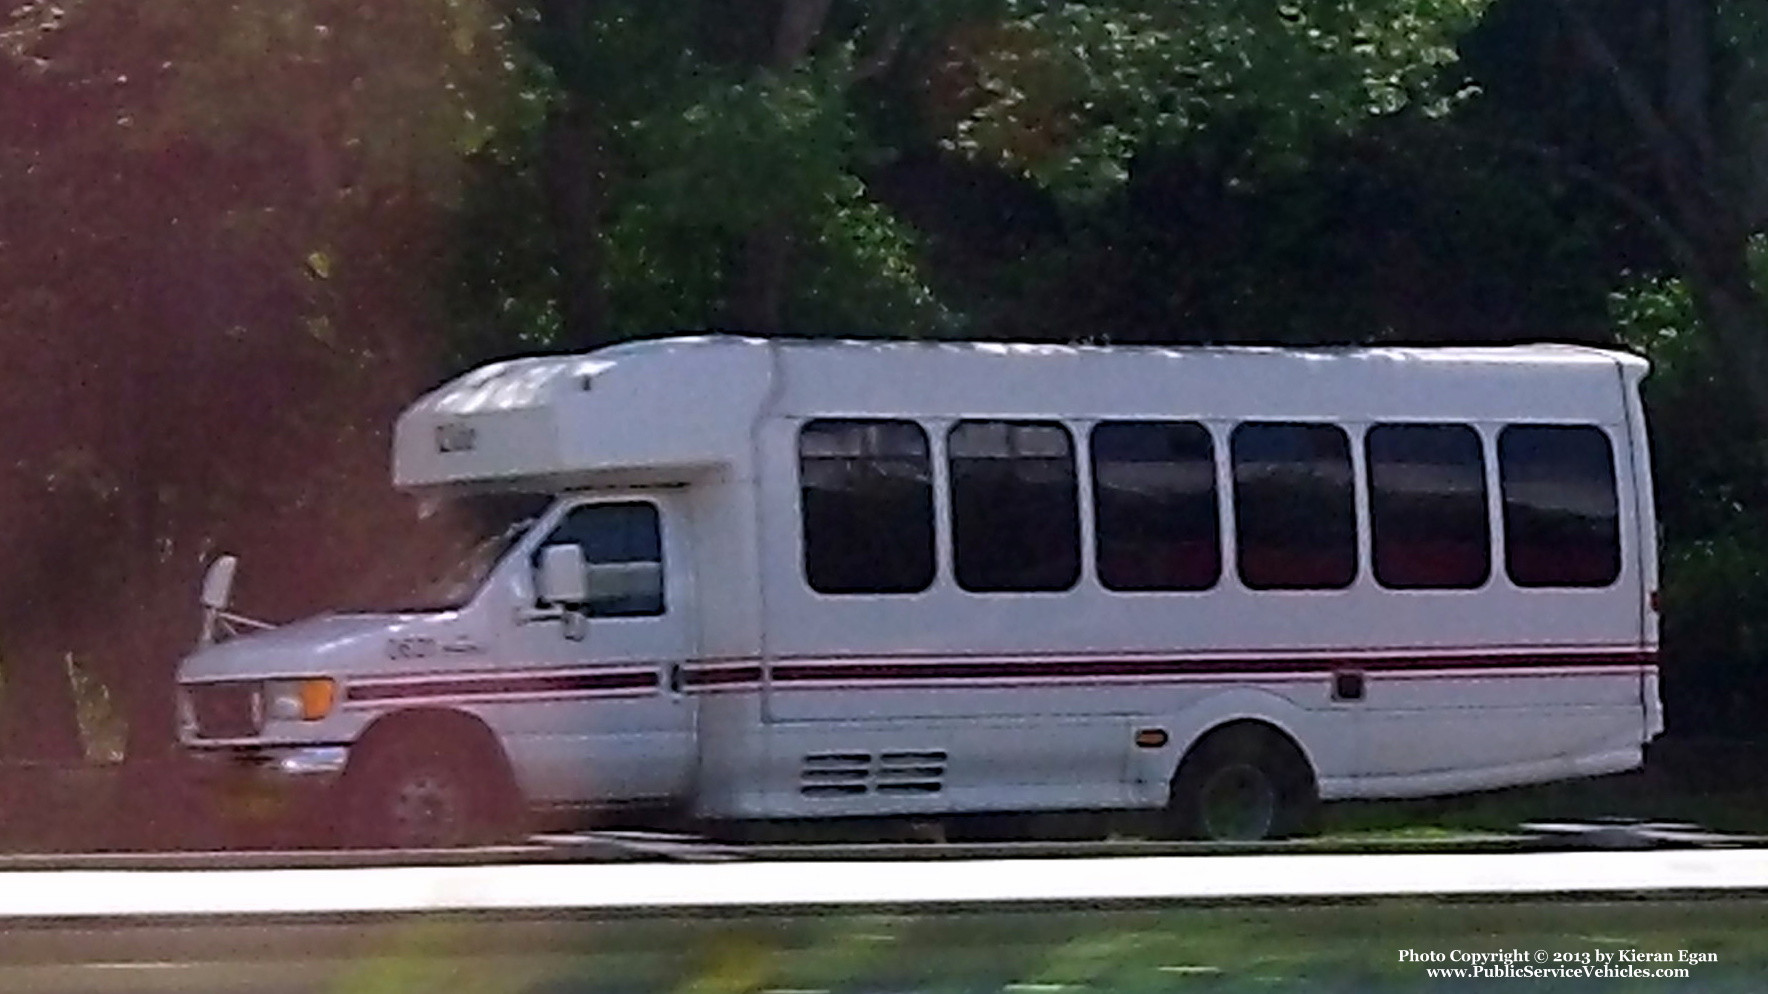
458, 0, 1496, 354
927, 0, 1491, 202
1468, 0, 1768, 429
0, 0, 523, 814
454, 0, 962, 359
1613, 238, 1768, 734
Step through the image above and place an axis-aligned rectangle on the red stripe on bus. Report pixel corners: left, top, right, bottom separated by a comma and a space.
341, 651, 1653, 703
767, 652, 1652, 684
346, 670, 657, 704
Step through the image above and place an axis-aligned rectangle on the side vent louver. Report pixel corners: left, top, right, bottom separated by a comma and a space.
800, 750, 947, 797
876, 750, 946, 794
799, 752, 871, 796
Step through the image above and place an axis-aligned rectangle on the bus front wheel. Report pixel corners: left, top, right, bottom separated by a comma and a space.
340, 719, 519, 849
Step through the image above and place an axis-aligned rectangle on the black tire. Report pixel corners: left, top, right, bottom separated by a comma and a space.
341, 725, 519, 849
1166, 725, 1318, 842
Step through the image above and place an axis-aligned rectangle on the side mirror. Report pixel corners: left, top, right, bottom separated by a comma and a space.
201, 555, 238, 612
536, 544, 588, 606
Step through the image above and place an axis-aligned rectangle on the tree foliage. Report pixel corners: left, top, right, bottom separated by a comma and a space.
930, 0, 1490, 200
0, 0, 523, 783
1612, 238, 1768, 734
1462, 1, 1768, 430
452, 0, 1499, 354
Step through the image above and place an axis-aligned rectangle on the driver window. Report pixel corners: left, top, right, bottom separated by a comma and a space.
533, 502, 665, 617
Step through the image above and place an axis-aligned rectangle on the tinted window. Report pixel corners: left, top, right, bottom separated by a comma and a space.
1367, 424, 1490, 590
1500, 425, 1621, 587
534, 502, 664, 616
799, 419, 935, 594
1092, 421, 1220, 591
949, 421, 1080, 592
1232, 423, 1356, 590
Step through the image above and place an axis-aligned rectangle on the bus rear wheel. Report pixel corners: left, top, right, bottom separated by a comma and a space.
1166, 725, 1317, 842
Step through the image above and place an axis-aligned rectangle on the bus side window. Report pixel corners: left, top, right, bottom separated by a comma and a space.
1366, 423, 1490, 590
1499, 425, 1621, 588
533, 502, 665, 616
1091, 421, 1220, 591
799, 419, 936, 595
949, 420, 1080, 593
1231, 423, 1357, 591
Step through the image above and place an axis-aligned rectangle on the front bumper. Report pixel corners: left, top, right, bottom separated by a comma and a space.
187, 745, 351, 823
190, 743, 351, 781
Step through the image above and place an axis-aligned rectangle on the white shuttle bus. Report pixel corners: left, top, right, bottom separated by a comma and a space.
177, 336, 1663, 845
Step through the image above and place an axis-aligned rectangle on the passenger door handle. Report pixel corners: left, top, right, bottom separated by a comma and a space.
667, 663, 684, 695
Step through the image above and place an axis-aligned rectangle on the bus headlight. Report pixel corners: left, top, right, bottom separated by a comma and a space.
263, 679, 337, 722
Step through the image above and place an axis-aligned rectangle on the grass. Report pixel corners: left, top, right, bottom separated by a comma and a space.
1316, 740, 1768, 840
110, 900, 1768, 994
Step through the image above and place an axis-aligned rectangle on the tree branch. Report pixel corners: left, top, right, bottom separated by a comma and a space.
1549, 0, 1715, 225
850, 22, 906, 83
1664, 0, 1717, 172
1435, 125, 1707, 280
772, 0, 831, 70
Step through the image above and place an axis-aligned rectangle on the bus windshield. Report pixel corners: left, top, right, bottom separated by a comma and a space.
342, 493, 553, 613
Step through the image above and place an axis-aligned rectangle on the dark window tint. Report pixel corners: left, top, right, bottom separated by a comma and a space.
1500, 425, 1621, 587
1092, 421, 1220, 591
799, 419, 935, 594
1367, 424, 1491, 590
534, 502, 664, 616
1232, 423, 1356, 590
949, 421, 1079, 592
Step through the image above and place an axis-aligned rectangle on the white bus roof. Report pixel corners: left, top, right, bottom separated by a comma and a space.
393, 335, 1646, 495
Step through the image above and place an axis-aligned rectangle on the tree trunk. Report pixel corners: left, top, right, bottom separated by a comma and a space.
543, 99, 611, 349
732, 224, 792, 333
728, 0, 832, 333
537, 0, 612, 348
1663, 0, 1715, 169
772, 0, 831, 69
1551, 0, 1768, 431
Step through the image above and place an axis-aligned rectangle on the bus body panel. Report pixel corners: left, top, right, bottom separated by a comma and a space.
180, 336, 1661, 830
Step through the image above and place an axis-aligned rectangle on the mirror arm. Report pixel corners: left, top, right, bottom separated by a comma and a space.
199, 608, 275, 646
218, 610, 274, 631
516, 603, 592, 624
517, 605, 566, 624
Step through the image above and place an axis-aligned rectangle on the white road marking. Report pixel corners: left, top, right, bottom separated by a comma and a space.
0, 849, 1764, 919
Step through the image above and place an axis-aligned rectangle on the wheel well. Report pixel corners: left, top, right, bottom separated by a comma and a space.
1173, 719, 1317, 792
347, 707, 519, 805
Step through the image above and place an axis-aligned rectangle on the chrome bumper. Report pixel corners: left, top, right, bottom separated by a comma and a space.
186, 745, 353, 834
189, 744, 351, 786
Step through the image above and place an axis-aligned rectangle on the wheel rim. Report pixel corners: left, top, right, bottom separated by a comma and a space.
386, 769, 470, 847
1197, 761, 1278, 841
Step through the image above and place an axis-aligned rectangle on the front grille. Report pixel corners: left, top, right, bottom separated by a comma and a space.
188, 683, 260, 739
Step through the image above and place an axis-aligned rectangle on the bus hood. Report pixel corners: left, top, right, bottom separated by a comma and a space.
178, 612, 472, 683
